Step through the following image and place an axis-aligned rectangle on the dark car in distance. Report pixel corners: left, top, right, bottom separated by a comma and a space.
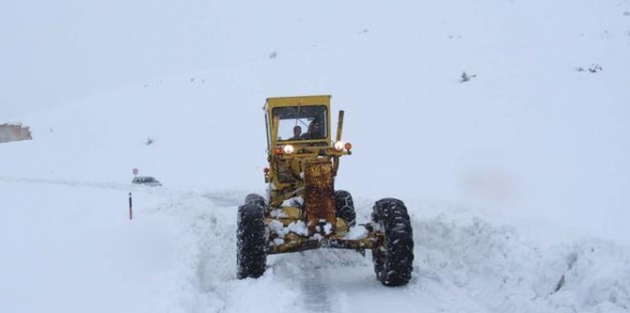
131, 176, 162, 187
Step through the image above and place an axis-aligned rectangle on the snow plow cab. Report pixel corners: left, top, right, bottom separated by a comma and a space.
237, 95, 414, 286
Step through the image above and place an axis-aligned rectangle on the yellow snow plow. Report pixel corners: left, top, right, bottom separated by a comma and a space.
237, 95, 414, 286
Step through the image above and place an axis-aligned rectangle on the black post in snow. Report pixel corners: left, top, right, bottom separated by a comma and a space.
128, 192, 133, 220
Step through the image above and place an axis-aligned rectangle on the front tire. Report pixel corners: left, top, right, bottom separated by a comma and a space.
237, 197, 267, 279
334, 190, 356, 227
371, 198, 414, 286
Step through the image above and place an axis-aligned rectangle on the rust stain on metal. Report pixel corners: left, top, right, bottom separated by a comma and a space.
304, 161, 335, 235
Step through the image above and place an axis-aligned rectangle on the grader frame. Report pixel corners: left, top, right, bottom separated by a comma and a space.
237, 95, 414, 286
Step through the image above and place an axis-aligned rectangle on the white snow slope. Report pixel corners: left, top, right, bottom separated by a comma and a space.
1, 1, 630, 313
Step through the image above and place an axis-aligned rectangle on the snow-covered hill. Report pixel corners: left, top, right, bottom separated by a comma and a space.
1, 1, 629, 312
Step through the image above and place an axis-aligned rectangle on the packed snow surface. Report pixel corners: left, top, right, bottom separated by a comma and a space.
1, 0, 630, 312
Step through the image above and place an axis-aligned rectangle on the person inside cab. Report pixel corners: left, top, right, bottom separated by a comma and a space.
289, 125, 302, 140
301, 119, 324, 139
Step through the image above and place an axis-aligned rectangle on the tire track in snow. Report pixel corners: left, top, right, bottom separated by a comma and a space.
0, 176, 130, 190
273, 249, 366, 313
0, 176, 247, 203
300, 266, 333, 312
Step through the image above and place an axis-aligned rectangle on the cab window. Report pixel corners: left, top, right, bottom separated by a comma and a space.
273, 106, 327, 141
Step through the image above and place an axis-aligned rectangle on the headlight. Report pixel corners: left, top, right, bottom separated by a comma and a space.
333, 141, 352, 152
283, 144, 295, 154
334, 141, 345, 151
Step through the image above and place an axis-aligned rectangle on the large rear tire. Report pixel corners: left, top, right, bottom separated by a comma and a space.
244, 193, 266, 209
371, 198, 414, 286
334, 190, 356, 227
237, 196, 267, 279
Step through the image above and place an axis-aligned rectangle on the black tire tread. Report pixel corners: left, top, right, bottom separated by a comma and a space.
334, 190, 356, 227
237, 197, 267, 279
371, 198, 414, 286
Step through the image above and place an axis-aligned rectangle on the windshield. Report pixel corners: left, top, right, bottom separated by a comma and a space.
272, 105, 327, 141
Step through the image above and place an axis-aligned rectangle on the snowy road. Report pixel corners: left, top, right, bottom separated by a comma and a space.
2, 179, 628, 313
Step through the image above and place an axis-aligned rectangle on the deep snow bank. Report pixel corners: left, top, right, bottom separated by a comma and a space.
151, 192, 630, 313
415, 213, 630, 313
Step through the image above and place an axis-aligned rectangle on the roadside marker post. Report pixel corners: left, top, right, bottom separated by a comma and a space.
128, 192, 133, 220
